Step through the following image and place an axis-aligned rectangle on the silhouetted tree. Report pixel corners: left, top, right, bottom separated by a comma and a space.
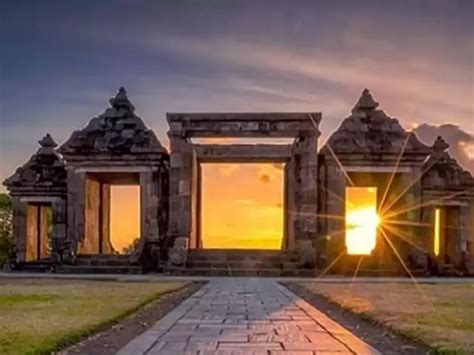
0, 193, 13, 267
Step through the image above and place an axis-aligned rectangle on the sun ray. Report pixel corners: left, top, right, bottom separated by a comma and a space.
299, 212, 346, 221
380, 157, 442, 215
350, 256, 364, 288
323, 228, 346, 239
383, 219, 432, 228
379, 132, 412, 210
316, 251, 344, 278
319, 184, 347, 204
325, 144, 355, 187
380, 229, 433, 307
383, 188, 472, 220
381, 224, 427, 254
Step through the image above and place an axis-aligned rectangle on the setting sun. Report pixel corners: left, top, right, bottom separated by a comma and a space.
345, 187, 379, 255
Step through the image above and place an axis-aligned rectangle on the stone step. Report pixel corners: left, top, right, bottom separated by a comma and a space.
12, 261, 55, 273
187, 250, 298, 263
186, 260, 303, 269
75, 258, 132, 267
56, 265, 142, 274
76, 254, 130, 260
171, 267, 316, 277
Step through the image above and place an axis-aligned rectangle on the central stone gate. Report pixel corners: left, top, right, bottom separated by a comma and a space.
166, 113, 321, 267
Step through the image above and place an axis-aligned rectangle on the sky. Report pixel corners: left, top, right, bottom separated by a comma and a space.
1, 0, 473, 248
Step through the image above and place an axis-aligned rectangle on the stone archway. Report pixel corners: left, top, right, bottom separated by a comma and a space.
166, 113, 321, 267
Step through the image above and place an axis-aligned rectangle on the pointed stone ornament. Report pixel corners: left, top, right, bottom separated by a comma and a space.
323, 88, 430, 157
59, 87, 166, 157
351, 88, 379, 113
109, 86, 135, 112
38, 133, 58, 148
432, 135, 449, 152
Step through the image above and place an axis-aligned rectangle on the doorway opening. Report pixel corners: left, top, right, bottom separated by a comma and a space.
110, 185, 140, 254
200, 163, 284, 249
80, 173, 140, 255
434, 206, 460, 265
345, 187, 379, 255
25, 203, 52, 261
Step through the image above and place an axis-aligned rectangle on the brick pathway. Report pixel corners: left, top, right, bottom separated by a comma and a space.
117, 278, 379, 355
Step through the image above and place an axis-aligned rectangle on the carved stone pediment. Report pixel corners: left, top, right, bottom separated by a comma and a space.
3, 134, 66, 193
58, 87, 167, 159
322, 89, 431, 158
422, 136, 474, 191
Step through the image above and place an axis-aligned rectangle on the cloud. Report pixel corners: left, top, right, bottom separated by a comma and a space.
234, 199, 254, 205
413, 124, 474, 174
259, 174, 271, 184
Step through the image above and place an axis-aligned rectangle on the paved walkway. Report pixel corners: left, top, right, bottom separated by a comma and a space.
117, 279, 379, 354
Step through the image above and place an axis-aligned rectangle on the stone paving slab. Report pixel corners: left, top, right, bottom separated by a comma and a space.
117, 278, 379, 355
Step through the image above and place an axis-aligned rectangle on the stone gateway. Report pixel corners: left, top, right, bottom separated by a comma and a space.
4, 88, 474, 276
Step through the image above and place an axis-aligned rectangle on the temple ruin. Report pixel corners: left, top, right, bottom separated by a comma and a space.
4, 87, 474, 275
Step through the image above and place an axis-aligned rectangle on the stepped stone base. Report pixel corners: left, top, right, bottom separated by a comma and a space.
168, 249, 316, 277
56, 254, 143, 274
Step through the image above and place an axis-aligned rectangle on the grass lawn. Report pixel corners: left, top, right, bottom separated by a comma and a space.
292, 282, 474, 354
0, 279, 187, 355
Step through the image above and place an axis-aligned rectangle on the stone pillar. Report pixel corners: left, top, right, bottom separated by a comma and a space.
140, 169, 160, 243
26, 204, 38, 261
101, 183, 112, 254
460, 203, 473, 258
284, 162, 295, 249
51, 197, 67, 261
12, 198, 28, 261
66, 169, 86, 254
167, 137, 194, 266
324, 160, 347, 258
39, 206, 50, 259
291, 133, 319, 267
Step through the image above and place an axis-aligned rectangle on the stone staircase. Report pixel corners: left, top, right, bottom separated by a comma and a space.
56, 254, 142, 274
10, 260, 55, 273
171, 249, 316, 277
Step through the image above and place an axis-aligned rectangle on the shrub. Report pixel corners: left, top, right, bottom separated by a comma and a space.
0, 193, 13, 267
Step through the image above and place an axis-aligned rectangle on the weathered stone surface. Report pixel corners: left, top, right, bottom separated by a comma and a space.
422, 136, 474, 191
59, 87, 166, 159
4, 134, 66, 195
321, 89, 430, 158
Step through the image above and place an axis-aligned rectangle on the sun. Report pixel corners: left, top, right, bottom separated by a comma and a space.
345, 187, 380, 256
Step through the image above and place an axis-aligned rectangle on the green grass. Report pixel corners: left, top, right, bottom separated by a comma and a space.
0, 279, 187, 355
292, 282, 474, 354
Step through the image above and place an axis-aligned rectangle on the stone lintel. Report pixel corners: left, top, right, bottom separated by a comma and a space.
73, 166, 159, 173
195, 144, 292, 162
167, 112, 322, 122
167, 112, 321, 138
344, 166, 412, 173
19, 196, 63, 203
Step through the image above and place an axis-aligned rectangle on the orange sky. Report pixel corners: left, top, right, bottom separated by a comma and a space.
108, 164, 285, 251
201, 163, 284, 249
109, 185, 140, 253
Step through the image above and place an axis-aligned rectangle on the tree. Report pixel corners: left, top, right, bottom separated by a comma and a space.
0, 193, 13, 267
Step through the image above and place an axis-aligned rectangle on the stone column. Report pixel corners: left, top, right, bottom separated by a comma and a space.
460, 202, 473, 258
291, 133, 319, 267
324, 160, 347, 258
167, 136, 194, 266
11, 197, 28, 261
51, 197, 67, 261
101, 183, 112, 254
140, 169, 160, 243
26, 204, 38, 261
39, 206, 50, 259
66, 169, 86, 255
